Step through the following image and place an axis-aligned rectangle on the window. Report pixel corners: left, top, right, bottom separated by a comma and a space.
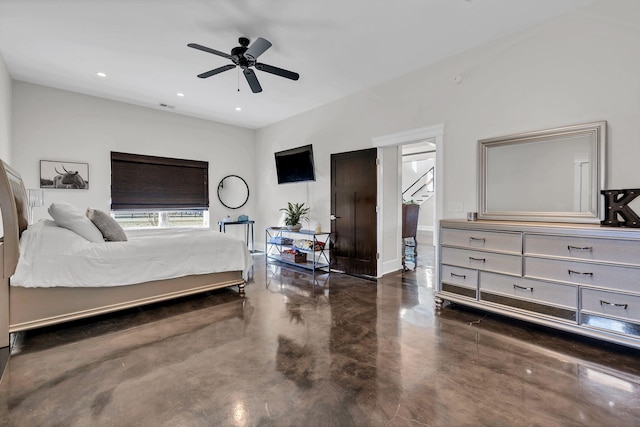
112, 210, 209, 229
110, 152, 209, 228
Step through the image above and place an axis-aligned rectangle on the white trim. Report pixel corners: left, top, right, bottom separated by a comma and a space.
376, 146, 404, 277
382, 259, 403, 275
376, 147, 384, 277
372, 123, 445, 147
417, 225, 434, 232
372, 123, 445, 279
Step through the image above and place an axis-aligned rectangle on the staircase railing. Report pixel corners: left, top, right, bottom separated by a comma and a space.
403, 166, 434, 203
403, 169, 430, 197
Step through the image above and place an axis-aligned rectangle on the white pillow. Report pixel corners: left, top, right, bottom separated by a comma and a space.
48, 202, 104, 242
87, 208, 127, 242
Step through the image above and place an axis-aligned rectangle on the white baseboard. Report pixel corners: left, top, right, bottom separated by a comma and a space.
380, 259, 403, 277
418, 225, 434, 232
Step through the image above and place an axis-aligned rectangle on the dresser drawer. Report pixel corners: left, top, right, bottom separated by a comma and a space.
441, 247, 522, 275
480, 272, 577, 308
582, 289, 640, 324
525, 257, 640, 293
441, 265, 478, 289
441, 227, 521, 253
525, 233, 640, 266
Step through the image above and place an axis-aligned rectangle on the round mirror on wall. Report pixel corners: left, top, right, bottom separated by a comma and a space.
217, 175, 249, 209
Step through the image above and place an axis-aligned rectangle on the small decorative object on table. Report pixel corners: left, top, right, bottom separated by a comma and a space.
280, 202, 310, 231
238, 214, 249, 221
281, 249, 307, 263
600, 189, 640, 227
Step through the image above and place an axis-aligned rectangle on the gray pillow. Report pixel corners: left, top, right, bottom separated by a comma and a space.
86, 208, 128, 242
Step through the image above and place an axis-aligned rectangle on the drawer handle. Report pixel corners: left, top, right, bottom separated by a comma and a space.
450, 273, 466, 279
469, 257, 486, 263
600, 300, 628, 310
568, 269, 593, 277
469, 237, 486, 243
567, 245, 593, 252
513, 284, 534, 292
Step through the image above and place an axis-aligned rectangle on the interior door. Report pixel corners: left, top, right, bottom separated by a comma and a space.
331, 148, 377, 277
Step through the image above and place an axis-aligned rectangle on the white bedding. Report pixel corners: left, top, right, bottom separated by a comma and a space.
11, 220, 253, 288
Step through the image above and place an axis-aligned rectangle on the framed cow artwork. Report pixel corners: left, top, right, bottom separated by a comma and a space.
40, 160, 89, 190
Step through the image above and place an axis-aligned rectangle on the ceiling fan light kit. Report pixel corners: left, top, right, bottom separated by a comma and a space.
188, 37, 299, 93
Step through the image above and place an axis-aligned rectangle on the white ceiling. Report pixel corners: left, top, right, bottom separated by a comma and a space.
0, 0, 596, 129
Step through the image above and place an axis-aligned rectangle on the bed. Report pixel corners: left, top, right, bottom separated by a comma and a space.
0, 160, 251, 343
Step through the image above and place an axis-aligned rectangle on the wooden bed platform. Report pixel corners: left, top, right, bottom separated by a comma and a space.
0, 160, 245, 348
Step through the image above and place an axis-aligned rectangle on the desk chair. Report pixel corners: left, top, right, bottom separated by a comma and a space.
402, 203, 419, 270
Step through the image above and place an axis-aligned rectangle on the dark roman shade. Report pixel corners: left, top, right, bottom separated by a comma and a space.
111, 152, 209, 211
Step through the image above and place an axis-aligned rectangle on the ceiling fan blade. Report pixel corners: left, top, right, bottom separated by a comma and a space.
197, 64, 236, 78
255, 63, 300, 81
243, 69, 262, 93
244, 37, 272, 61
187, 43, 231, 59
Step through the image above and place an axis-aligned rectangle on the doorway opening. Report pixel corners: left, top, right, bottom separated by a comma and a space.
401, 141, 436, 271
372, 123, 444, 278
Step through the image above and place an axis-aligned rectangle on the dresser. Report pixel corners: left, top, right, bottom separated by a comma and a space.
437, 219, 640, 349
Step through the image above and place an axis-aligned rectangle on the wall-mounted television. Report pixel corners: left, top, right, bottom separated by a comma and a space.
274, 144, 316, 184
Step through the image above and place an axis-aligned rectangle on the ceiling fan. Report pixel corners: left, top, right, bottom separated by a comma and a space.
188, 37, 299, 93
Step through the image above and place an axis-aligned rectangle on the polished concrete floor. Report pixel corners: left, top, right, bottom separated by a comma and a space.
1, 232, 640, 426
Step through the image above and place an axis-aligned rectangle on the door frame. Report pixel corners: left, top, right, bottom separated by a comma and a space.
372, 123, 445, 277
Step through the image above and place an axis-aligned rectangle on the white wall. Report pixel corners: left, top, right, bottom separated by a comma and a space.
11, 82, 256, 240
255, 1, 640, 270
419, 196, 436, 232
0, 52, 11, 162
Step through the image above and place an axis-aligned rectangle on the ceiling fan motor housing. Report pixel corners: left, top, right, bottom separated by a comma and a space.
231, 44, 251, 68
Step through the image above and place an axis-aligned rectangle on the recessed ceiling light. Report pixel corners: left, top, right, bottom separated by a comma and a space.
96, 72, 107, 78
235, 107, 242, 111
176, 92, 185, 97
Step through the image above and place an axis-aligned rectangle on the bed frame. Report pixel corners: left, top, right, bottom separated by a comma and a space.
0, 160, 245, 346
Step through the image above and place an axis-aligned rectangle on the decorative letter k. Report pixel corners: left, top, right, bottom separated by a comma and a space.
601, 189, 640, 227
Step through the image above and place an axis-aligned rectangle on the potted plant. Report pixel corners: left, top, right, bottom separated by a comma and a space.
280, 202, 310, 231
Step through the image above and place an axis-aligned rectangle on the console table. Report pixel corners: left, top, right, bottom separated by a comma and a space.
265, 227, 331, 274
218, 220, 255, 252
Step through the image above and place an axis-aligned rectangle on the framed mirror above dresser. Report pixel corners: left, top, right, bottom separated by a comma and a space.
478, 121, 607, 223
